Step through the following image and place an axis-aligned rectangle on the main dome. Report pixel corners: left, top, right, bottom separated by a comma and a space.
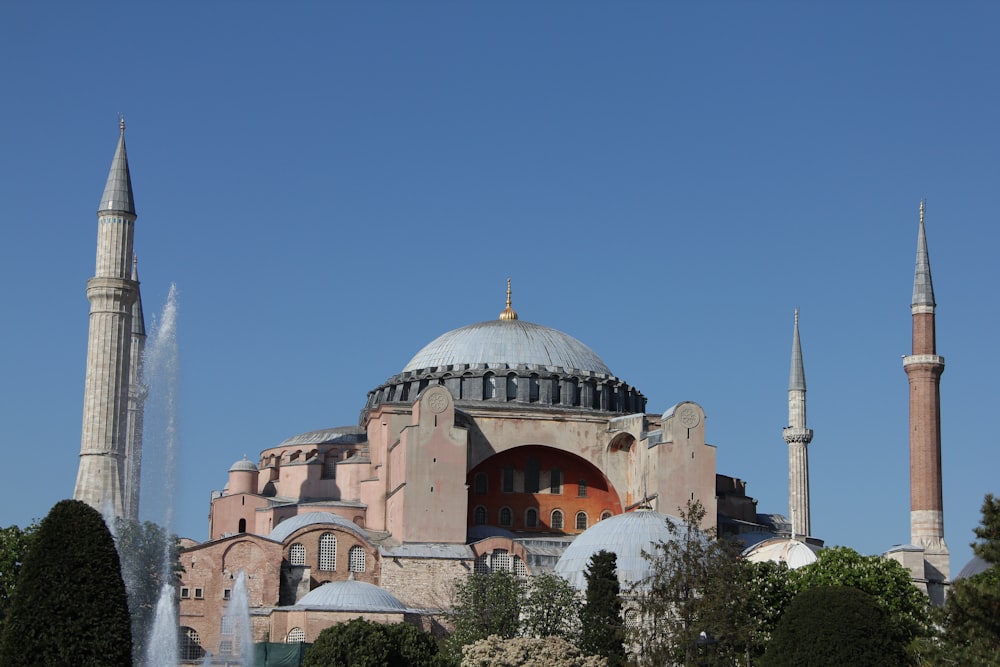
403, 319, 612, 375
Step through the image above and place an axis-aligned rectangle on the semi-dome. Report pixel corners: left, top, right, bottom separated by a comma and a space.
268, 511, 366, 543
404, 319, 612, 376
554, 509, 695, 590
296, 579, 407, 612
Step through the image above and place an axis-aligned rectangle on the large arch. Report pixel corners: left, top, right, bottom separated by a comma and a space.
466, 444, 623, 534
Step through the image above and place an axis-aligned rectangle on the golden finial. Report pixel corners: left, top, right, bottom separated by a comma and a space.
119, 113, 125, 133
498, 278, 518, 320
919, 199, 925, 225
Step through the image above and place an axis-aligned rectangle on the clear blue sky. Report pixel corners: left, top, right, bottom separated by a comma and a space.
1, 3, 996, 574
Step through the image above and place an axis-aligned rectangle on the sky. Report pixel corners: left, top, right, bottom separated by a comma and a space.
1, 2, 997, 575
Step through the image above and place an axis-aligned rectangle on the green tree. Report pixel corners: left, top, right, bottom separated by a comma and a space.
114, 518, 179, 665
462, 635, 606, 667
0, 522, 36, 637
789, 545, 930, 648
761, 586, 908, 667
521, 571, 581, 641
446, 569, 524, 661
579, 550, 626, 667
933, 494, 1000, 665
0, 499, 132, 666
303, 618, 447, 667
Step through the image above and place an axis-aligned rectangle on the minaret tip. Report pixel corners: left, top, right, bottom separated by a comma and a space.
499, 278, 518, 320
119, 113, 125, 133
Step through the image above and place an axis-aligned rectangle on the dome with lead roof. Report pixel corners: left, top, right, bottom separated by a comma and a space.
296, 579, 407, 612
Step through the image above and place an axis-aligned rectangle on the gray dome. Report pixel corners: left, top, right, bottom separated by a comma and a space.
229, 457, 258, 472
554, 509, 694, 591
742, 537, 820, 569
403, 320, 612, 375
296, 580, 407, 612
268, 512, 366, 543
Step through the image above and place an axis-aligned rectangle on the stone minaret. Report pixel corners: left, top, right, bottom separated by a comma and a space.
902, 200, 948, 600
123, 256, 146, 521
782, 308, 813, 538
74, 119, 138, 519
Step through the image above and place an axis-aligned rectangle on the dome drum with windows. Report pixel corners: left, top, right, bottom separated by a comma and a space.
364, 281, 645, 416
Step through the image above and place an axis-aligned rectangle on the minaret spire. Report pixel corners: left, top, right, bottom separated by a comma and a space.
74, 120, 140, 519
902, 200, 948, 603
783, 308, 813, 538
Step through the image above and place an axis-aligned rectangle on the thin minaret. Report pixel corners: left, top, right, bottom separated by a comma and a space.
74, 118, 139, 519
902, 200, 948, 601
123, 256, 147, 521
783, 308, 813, 538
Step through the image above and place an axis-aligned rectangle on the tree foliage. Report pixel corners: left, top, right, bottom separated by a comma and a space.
0, 522, 36, 637
446, 569, 523, 660
631, 500, 788, 666
580, 550, 626, 667
114, 518, 179, 665
0, 499, 132, 666
303, 618, 446, 667
761, 585, 908, 667
933, 494, 1000, 665
462, 635, 606, 667
521, 571, 581, 641
789, 545, 930, 647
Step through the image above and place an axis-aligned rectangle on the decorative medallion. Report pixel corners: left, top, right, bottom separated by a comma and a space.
427, 390, 449, 414
677, 404, 700, 428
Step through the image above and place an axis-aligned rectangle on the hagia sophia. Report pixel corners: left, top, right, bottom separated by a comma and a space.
73, 123, 950, 661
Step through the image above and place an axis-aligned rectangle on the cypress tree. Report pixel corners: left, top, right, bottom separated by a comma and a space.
579, 549, 626, 666
0, 499, 132, 666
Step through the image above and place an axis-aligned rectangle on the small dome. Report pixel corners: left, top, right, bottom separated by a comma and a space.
268, 512, 365, 544
403, 319, 612, 376
297, 580, 407, 612
955, 555, 990, 581
742, 537, 820, 569
554, 509, 694, 590
229, 456, 258, 472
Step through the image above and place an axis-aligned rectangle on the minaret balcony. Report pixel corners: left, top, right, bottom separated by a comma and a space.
782, 427, 813, 444
902, 354, 945, 368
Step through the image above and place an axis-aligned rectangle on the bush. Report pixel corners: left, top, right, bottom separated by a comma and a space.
303, 618, 447, 666
761, 585, 908, 667
0, 500, 132, 666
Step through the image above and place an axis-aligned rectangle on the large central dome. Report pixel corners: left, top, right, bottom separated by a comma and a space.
403, 319, 612, 375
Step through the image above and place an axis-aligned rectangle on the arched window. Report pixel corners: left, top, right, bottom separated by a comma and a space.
474, 472, 488, 495
513, 556, 528, 577
238, 518, 246, 533
506, 373, 518, 400
550, 468, 562, 494
319, 532, 337, 571
179, 627, 203, 661
502, 465, 514, 493
499, 507, 513, 527
324, 455, 337, 479
524, 458, 539, 493
289, 543, 305, 566
578, 480, 588, 497
601, 511, 613, 521
474, 505, 487, 525
483, 373, 496, 399
349, 545, 366, 573
551, 376, 562, 404
576, 511, 588, 531
287, 627, 306, 643
474, 553, 490, 575
551, 509, 564, 530
525, 508, 538, 528
529, 374, 539, 402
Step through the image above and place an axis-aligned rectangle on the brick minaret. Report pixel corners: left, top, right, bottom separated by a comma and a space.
783, 308, 813, 538
902, 200, 948, 601
74, 119, 139, 518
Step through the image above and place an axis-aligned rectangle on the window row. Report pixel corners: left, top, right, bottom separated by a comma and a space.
473, 506, 614, 530
474, 548, 528, 577
474, 467, 588, 496
288, 535, 367, 573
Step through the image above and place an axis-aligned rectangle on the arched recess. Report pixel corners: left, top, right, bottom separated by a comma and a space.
465, 444, 622, 533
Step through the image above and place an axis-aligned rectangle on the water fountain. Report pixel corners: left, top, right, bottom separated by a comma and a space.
222, 571, 255, 667
109, 284, 181, 666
